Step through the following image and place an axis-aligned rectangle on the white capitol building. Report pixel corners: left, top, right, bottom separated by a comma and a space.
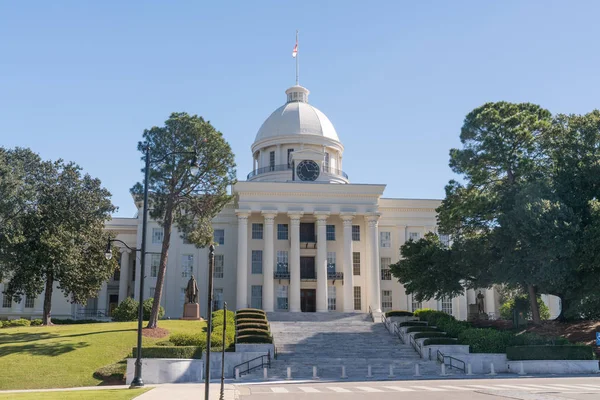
0, 83, 561, 321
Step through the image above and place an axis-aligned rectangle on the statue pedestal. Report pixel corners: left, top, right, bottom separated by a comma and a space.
182, 303, 201, 320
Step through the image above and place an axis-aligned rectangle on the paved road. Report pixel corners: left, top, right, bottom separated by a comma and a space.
236, 377, 600, 399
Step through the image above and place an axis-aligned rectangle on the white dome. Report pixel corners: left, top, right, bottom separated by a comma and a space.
254, 86, 340, 143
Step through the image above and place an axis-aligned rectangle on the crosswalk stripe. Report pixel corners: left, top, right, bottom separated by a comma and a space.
438, 385, 474, 391
383, 386, 416, 392
299, 387, 320, 393
271, 387, 289, 393
468, 385, 509, 390
410, 386, 446, 391
520, 384, 565, 390
356, 386, 384, 392
546, 384, 600, 390
495, 384, 544, 391
577, 384, 600, 389
328, 387, 351, 393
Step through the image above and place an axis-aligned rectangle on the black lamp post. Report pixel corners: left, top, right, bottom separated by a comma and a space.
205, 244, 215, 400
219, 301, 227, 400
106, 144, 200, 388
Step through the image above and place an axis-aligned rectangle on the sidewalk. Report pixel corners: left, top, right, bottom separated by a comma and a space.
136, 384, 238, 400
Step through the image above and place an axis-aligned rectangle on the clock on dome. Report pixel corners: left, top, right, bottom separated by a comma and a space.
296, 160, 320, 181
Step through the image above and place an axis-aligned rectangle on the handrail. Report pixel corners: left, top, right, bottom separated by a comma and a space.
246, 163, 349, 180
393, 323, 405, 344
381, 313, 390, 333
232, 351, 272, 377
436, 349, 466, 373
409, 334, 422, 357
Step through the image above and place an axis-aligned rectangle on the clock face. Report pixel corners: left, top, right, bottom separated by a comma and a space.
296, 160, 320, 181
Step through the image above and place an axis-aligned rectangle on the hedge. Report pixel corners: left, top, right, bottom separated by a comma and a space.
52, 318, 109, 325
211, 326, 235, 350
2, 319, 31, 328
236, 318, 269, 326
237, 328, 271, 338
237, 335, 273, 344
237, 308, 266, 315
236, 322, 269, 331
507, 345, 595, 361
399, 321, 428, 327
170, 333, 206, 347
406, 326, 441, 334
212, 309, 235, 328
413, 332, 449, 340
31, 319, 43, 326
236, 312, 266, 321
132, 346, 203, 359
423, 338, 459, 346
385, 310, 413, 317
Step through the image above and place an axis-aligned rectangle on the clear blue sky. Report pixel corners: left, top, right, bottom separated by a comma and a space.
1, 1, 599, 217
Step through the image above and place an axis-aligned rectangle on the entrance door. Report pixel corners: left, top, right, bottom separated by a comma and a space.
108, 294, 119, 317
300, 257, 315, 279
301, 289, 316, 312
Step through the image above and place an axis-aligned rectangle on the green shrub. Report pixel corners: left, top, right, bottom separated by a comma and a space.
413, 332, 449, 340
0, 321, 3, 328
212, 309, 235, 328
236, 322, 269, 331
506, 345, 595, 361
111, 297, 139, 322
93, 360, 127, 381
155, 340, 174, 347
458, 328, 515, 353
143, 298, 165, 320
237, 335, 273, 344
436, 319, 470, 337
399, 321, 428, 327
500, 295, 550, 321
30, 319, 43, 326
423, 338, 459, 346
3, 319, 31, 328
385, 310, 413, 317
513, 333, 570, 346
170, 332, 206, 347
414, 309, 455, 326
211, 326, 235, 350
236, 312, 266, 321
406, 326, 441, 334
132, 346, 203, 359
237, 308, 266, 315
236, 318, 269, 326
237, 328, 271, 338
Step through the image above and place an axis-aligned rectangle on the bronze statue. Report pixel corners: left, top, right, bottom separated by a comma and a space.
476, 291, 485, 314
185, 276, 199, 304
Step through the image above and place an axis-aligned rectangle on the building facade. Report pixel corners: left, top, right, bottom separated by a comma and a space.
0, 84, 561, 321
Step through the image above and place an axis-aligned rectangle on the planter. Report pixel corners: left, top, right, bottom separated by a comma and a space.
507, 360, 600, 374
388, 316, 419, 324
125, 358, 203, 384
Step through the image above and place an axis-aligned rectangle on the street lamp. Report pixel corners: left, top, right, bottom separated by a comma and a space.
104, 144, 200, 389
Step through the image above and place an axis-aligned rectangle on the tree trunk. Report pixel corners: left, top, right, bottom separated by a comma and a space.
42, 275, 54, 325
147, 200, 174, 329
527, 284, 541, 325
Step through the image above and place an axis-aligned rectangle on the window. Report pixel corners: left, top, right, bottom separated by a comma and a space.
409, 232, 421, 241
269, 151, 275, 171
213, 229, 225, 245
411, 296, 422, 312
352, 225, 360, 241
380, 231, 391, 248
441, 297, 453, 315
287, 149, 294, 167
353, 252, 361, 275
328, 286, 336, 311
25, 296, 35, 309
382, 290, 392, 311
381, 257, 392, 280
113, 267, 121, 282
353, 286, 362, 311
327, 252, 336, 274
277, 224, 289, 240
214, 254, 224, 279
181, 254, 194, 278
251, 250, 263, 274
251, 285, 262, 309
2, 294, 11, 308
277, 285, 288, 310
150, 254, 160, 278
276, 251, 288, 272
324, 152, 330, 172
326, 225, 336, 241
152, 228, 164, 244
439, 233, 450, 247
213, 288, 224, 311
252, 223, 263, 239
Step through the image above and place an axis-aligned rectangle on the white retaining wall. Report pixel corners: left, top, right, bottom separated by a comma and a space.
125, 358, 203, 384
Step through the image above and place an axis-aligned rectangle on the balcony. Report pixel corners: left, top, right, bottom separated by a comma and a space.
246, 163, 349, 181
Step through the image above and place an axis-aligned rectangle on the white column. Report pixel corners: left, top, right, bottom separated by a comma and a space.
236, 211, 250, 310
96, 282, 108, 312
288, 212, 303, 312
341, 213, 355, 312
119, 249, 131, 303
315, 212, 329, 312
262, 212, 276, 312
366, 214, 382, 313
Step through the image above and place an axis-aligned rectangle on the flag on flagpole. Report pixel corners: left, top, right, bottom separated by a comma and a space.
292, 41, 298, 58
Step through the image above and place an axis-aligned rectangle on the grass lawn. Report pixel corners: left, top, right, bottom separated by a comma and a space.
0, 388, 151, 399
0, 320, 205, 390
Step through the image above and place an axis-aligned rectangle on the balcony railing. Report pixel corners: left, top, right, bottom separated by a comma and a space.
247, 163, 349, 180
273, 271, 344, 280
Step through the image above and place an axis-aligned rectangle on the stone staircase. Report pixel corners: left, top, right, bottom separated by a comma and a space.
243, 312, 442, 380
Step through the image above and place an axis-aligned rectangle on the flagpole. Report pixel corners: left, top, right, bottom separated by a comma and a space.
295, 30, 299, 86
